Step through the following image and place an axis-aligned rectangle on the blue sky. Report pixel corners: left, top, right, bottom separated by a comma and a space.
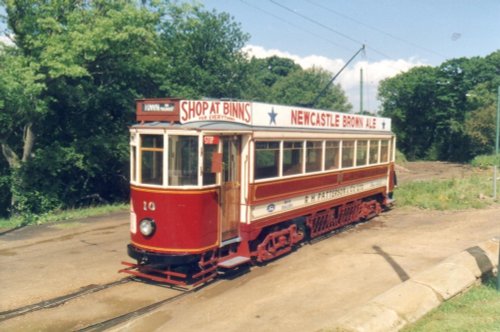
1, 1, 498, 112
202, 0, 500, 111
203, 0, 499, 64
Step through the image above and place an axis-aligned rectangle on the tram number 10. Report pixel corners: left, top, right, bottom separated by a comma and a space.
143, 201, 156, 211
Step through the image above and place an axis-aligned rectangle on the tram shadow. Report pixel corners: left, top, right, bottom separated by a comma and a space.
465, 246, 495, 282
372, 245, 410, 282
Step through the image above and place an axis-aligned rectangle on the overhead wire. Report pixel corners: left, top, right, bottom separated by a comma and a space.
241, 0, 429, 111
239, 0, 352, 54
268, 0, 394, 60
305, 0, 446, 59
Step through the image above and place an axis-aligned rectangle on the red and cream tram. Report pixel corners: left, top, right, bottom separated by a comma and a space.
121, 98, 396, 286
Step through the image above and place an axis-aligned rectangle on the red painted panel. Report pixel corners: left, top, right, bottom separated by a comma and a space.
250, 165, 389, 204
130, 187, 219, 254
251, 173, 339, 203
341, 166, 387, 182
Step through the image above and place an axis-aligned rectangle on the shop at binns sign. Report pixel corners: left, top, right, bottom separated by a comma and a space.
179, 100, 391, 132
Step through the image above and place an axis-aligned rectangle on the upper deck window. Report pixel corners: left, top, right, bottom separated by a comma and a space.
140, 135, 163, 185
283, 141, 303, 176
255, 141, 280, 180
169, 135, 198, 186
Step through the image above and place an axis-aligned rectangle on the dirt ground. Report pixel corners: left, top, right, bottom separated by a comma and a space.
396, 161, 486, 184
0, 162, 499, 331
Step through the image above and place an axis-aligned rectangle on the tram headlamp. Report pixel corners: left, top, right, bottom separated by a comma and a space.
139, 218, 156, 237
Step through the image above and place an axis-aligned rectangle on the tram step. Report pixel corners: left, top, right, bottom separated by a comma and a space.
217, 256, 251, 268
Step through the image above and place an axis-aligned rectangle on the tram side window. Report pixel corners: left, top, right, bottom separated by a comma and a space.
325, 140, 340, 170
140, 135, 163, 185
169, 135, 199, 186
283, 141, 304, 176
342, 140, 355, 168
255, 141, 279, 180
380, 140, 390, 163
306, 141, 322, 173
369, 140, 379, 164
356, 140, 368, 166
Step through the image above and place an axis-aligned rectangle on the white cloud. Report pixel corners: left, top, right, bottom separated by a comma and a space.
243, 44, 427, 113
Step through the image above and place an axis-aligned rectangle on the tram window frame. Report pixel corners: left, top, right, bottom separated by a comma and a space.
356, 140, 368, 167
306, 141, 323, 173
168, 135, 199, 186
369, 140, 379, 164
282, 141, 304, 176
131, 146, 137, 182
140, 134, 164, 185
341, 140, 355, 168
254, 141, 280, 180
325, 140, 340, 170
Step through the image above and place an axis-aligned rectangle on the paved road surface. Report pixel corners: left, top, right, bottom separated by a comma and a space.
1, 206, 499, 331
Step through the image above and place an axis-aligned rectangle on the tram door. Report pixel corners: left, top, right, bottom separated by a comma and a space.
220, 136, 241, 241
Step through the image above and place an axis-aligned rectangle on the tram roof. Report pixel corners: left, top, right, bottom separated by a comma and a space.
131, 121, 393, 136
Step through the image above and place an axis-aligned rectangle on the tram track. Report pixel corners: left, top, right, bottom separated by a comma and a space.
0, 275, 216, 331
76, 285, 199, 332
0, 277, 133, 322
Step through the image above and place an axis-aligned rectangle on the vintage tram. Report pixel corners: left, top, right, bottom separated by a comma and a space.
121, 98, 396, 286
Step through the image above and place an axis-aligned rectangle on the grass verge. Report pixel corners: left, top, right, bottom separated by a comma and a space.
0, 203, 129, 230
396, 173, 497, 210
403, 276, 500, 332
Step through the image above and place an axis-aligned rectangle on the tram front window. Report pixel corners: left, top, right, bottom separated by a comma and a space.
140, 135, 163, 185
169, 135, 199, 186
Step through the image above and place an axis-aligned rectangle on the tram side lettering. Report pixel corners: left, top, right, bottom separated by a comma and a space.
180, 100, 252, 124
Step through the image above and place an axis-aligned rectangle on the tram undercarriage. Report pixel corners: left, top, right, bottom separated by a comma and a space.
120, 194, 387, 287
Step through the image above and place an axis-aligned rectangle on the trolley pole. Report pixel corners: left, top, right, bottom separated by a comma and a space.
496, 85, 500, 292
360, 68, 364, 113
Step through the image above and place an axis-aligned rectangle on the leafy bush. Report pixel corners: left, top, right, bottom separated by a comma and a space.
395, 149, 407, 164
470, 154, 500, 169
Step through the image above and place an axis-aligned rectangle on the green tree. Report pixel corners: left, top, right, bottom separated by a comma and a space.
379, 66, 441, 160
241, 56, 301, 101
1, 0, 163, 215
379, 50, 500, 161
159, 3, 249, 98
0, 1, 253, 218
0, 47, 48, 214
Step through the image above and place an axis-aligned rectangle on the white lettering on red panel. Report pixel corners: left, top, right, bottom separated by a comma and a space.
203, 136, 220, 145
